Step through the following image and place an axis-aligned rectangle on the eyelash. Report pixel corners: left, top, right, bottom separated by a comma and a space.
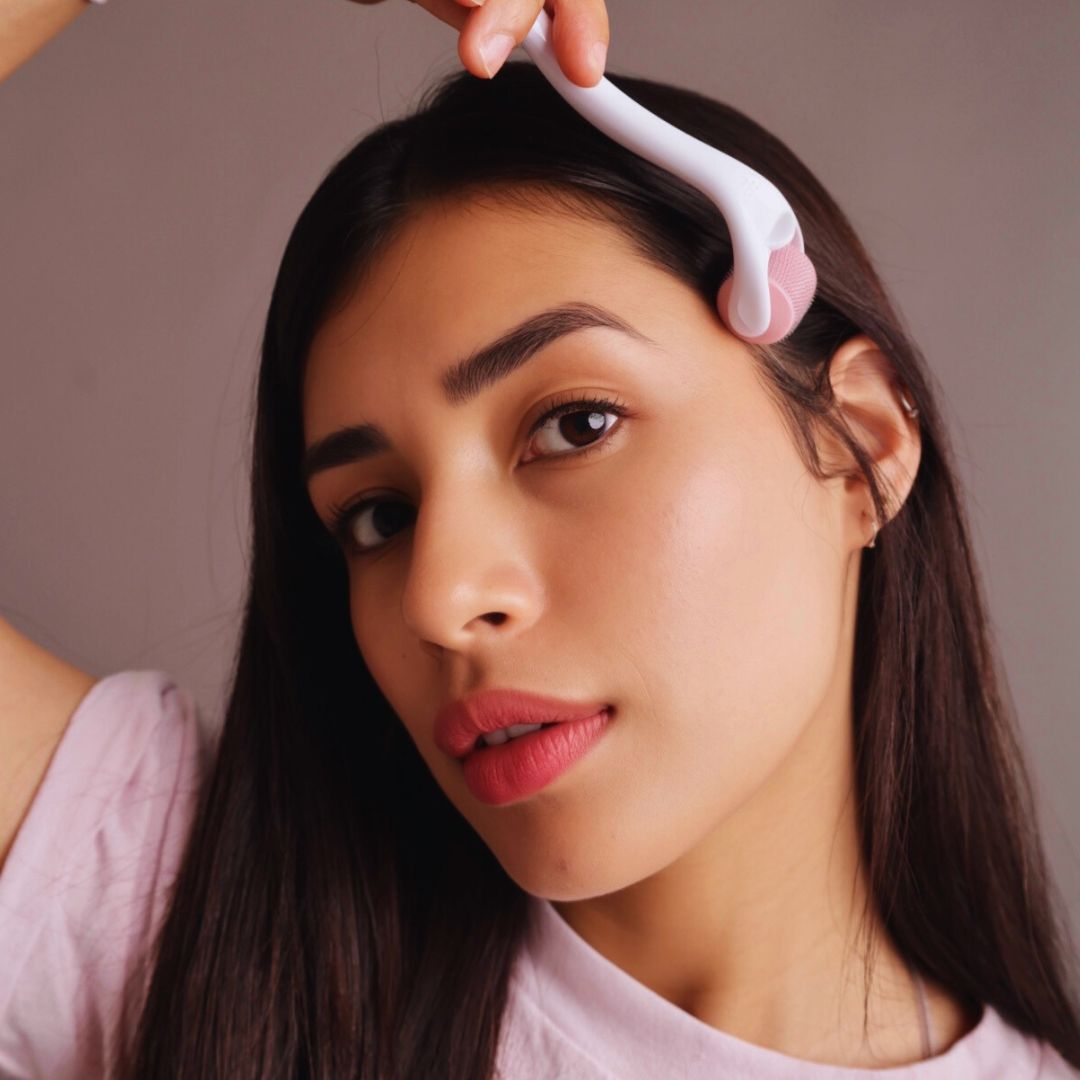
327, 392, 630, 557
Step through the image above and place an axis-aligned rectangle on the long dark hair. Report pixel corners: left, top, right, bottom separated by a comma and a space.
119, 60, 1080, 1077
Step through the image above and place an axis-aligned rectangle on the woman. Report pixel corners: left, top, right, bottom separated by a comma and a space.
2, 5, 1078, 1079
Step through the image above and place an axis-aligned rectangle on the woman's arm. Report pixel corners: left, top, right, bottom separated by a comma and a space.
0, 0, 88, 85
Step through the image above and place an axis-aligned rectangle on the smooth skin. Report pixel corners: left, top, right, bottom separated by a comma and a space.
302, 193, 976, 1066
0, 0, 609, 86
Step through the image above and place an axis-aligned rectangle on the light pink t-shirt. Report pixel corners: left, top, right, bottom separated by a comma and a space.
0, 671, 1075, 1079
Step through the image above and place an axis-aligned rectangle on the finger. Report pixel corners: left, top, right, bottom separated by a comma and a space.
547, 0, 609, 87
347, 0, 608, 87
449, 0, 539, 79
460, 0, 608, 86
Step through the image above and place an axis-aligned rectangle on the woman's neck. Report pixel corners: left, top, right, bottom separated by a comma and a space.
549, 682, 975, 1067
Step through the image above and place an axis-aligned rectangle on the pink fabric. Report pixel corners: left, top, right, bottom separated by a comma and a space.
0, 671, 1075, 1079
0, 671, 210, 1079
501, 897, 1077, 1078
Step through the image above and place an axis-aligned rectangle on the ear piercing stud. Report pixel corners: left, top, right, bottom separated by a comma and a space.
898, 386, 919, 418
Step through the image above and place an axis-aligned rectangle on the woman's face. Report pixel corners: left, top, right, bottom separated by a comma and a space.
303, 195, 860, 900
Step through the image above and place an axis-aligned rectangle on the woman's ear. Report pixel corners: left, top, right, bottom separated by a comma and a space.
823, 334, 922, 550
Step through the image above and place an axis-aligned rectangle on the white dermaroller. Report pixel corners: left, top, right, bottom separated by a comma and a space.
520, 8, 817, 345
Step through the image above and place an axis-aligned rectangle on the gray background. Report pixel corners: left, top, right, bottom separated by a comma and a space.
2, 1, 1078, 950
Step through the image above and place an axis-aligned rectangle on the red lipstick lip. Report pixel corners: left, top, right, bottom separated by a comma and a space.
434, 688, 612, 761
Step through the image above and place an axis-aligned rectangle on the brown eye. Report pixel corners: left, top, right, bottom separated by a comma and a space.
330, 498, 415, 556
523, 395, 628, 462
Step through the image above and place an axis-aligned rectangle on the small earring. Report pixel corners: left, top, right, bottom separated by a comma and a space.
898, 386, 919, 418
866, 517, 878, 549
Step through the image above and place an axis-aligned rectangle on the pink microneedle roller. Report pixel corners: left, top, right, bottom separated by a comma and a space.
521, 9, 817, 345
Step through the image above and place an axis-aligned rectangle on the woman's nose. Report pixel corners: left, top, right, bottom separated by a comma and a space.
397, 483, 544, 653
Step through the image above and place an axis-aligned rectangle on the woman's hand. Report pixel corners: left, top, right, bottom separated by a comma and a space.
349, 0, 610, 87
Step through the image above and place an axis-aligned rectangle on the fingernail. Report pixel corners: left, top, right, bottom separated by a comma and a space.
590, 40, 608, 75
479, 32, 515, 78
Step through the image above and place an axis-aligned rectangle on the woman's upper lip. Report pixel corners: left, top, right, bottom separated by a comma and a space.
434, 688, 611, 760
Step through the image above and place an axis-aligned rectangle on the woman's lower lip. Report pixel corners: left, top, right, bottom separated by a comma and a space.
461, 708, 611, 806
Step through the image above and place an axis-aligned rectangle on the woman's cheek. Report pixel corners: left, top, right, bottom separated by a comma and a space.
620, 438, 840, 802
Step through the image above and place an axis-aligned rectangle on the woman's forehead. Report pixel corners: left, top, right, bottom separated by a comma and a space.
322, 198, 639, 333
301, 200, 667, 412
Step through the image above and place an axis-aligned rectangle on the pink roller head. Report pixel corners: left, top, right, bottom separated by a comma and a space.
717, 241, 818, 345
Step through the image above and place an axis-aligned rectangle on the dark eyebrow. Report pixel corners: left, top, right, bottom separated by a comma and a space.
302, 301, 655, 482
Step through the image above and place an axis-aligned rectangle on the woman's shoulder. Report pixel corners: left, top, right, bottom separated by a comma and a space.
0, 617, 99, 871
0, 666, 213, 1079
